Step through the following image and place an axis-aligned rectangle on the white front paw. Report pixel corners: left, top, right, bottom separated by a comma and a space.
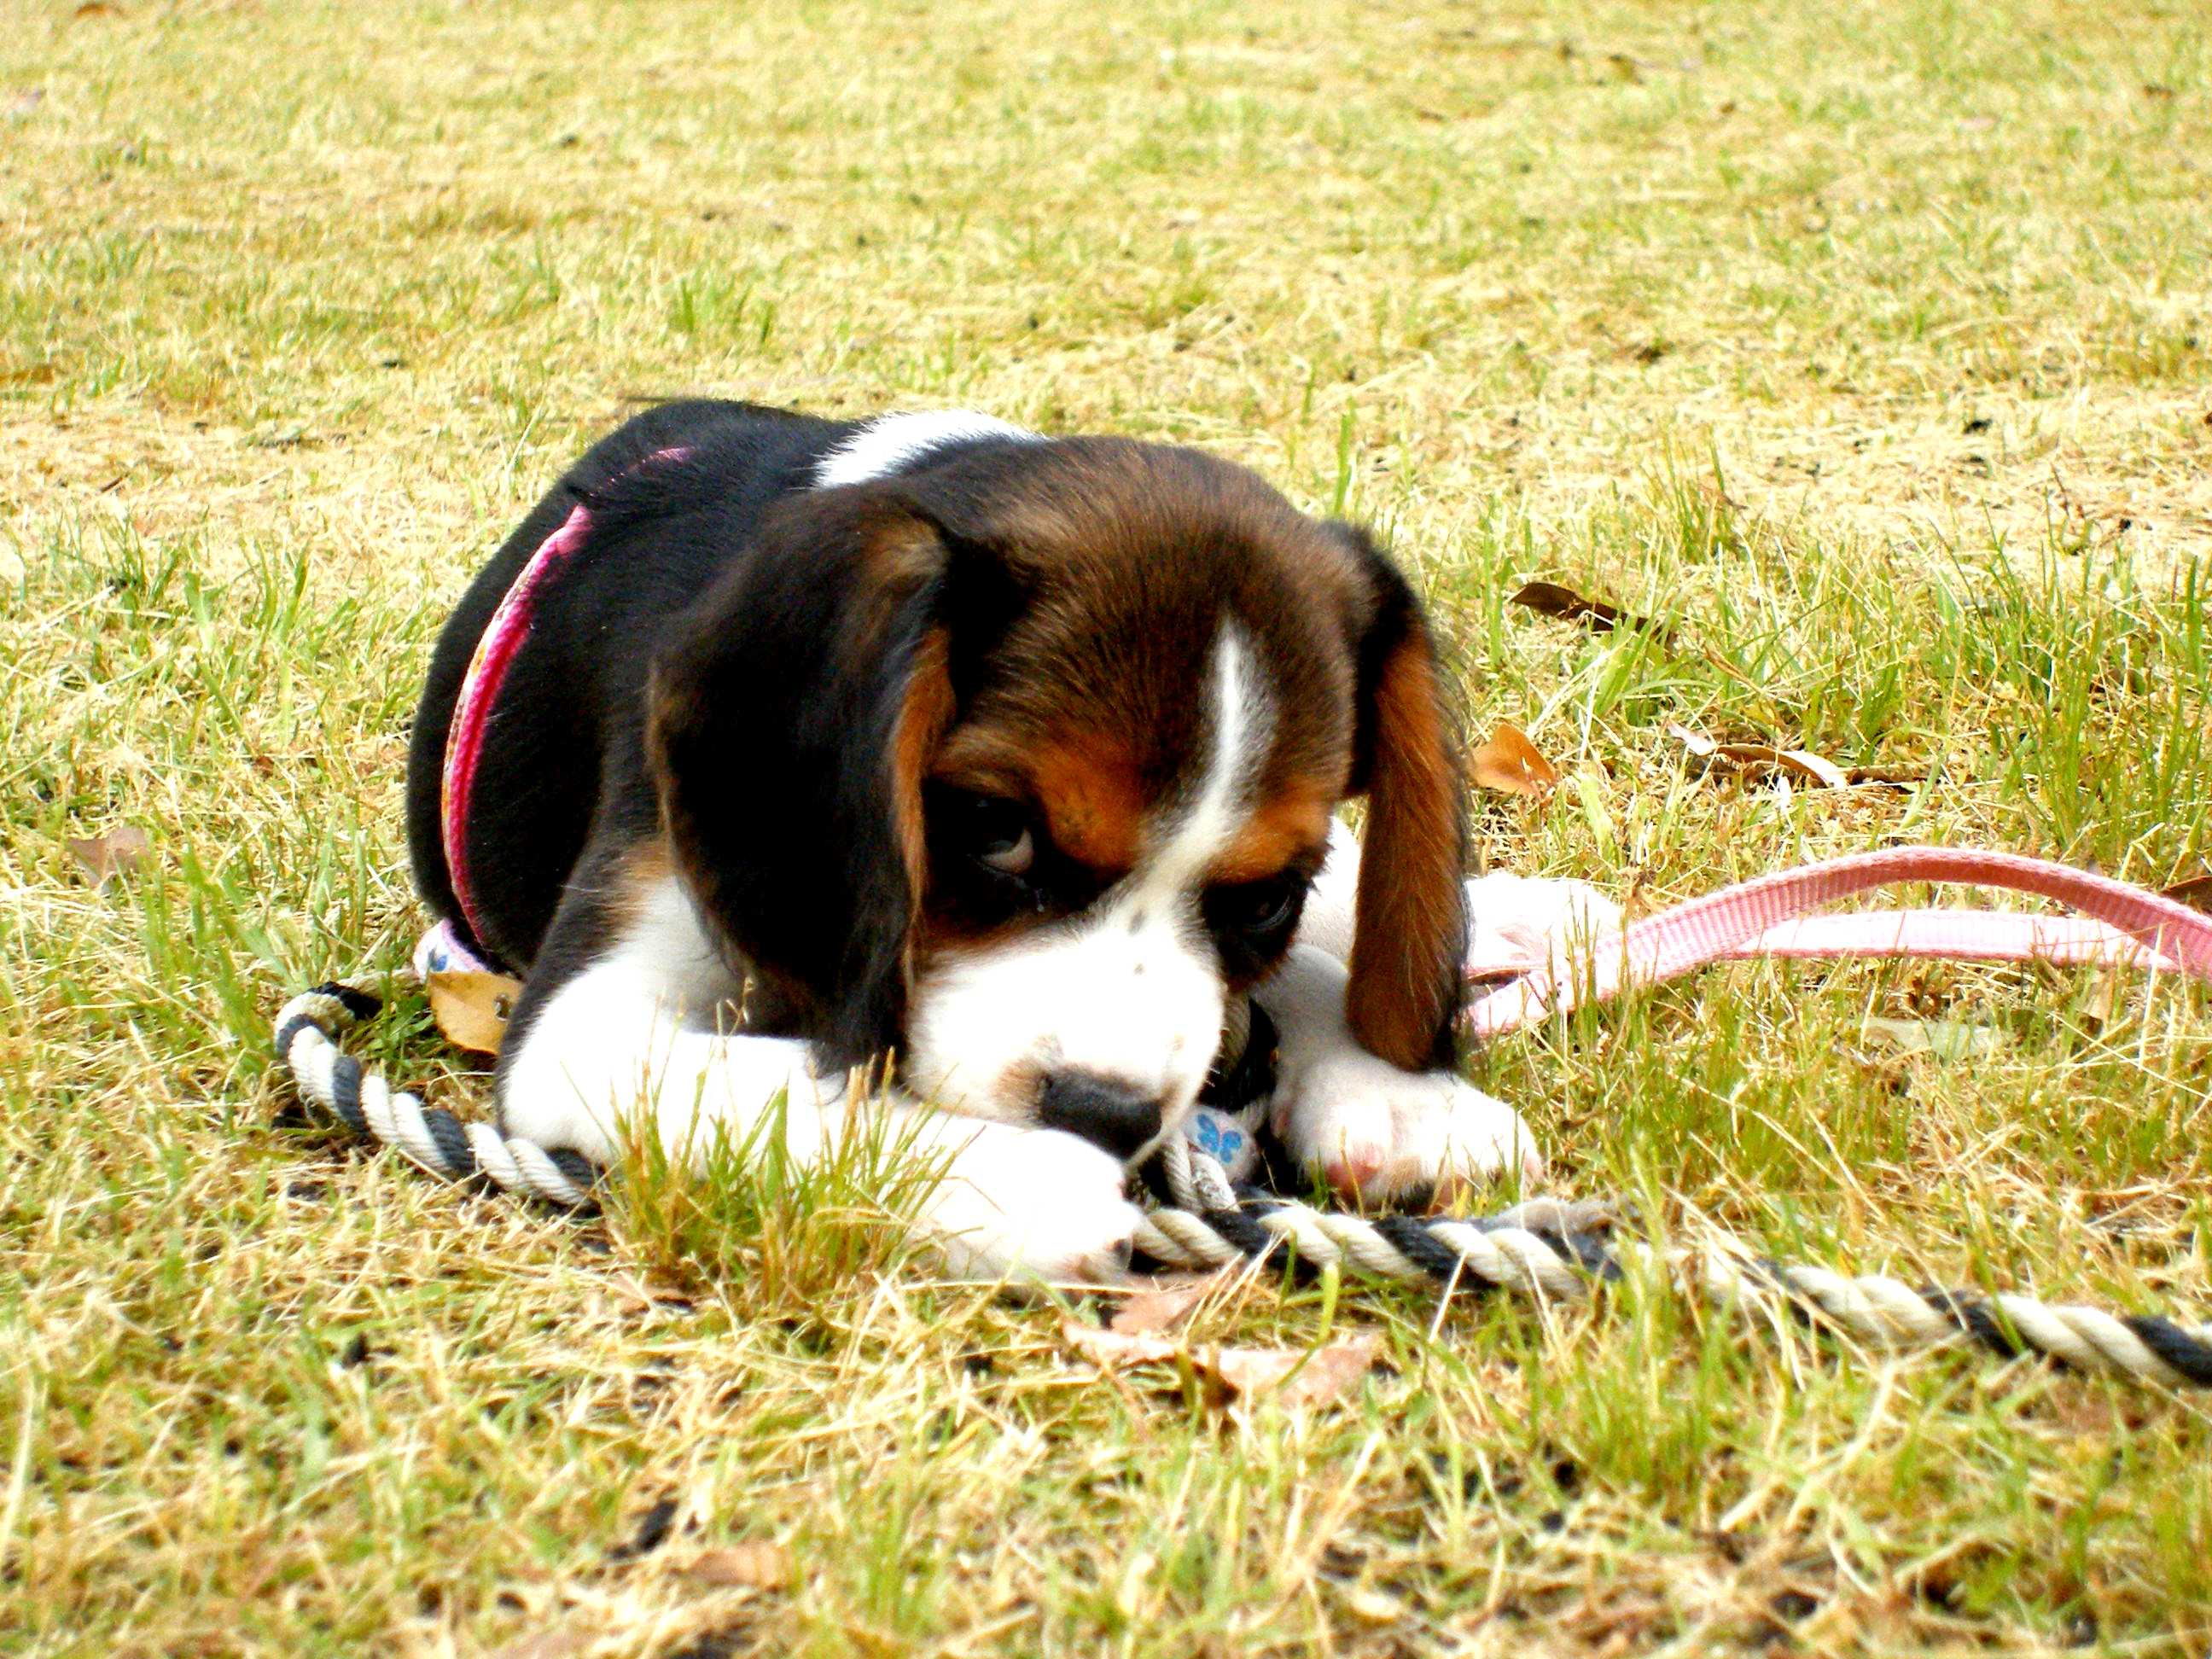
921, 1122, 1143, 1284
1272, 1049, 1541, 1207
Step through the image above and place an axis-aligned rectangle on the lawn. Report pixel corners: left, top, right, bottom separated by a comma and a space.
3, 0, 2209, 1653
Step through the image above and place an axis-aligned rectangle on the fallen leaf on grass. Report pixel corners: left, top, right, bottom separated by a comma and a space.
1063, 1322, 1178, 1370
1062, 1322, 1378, 1407
1512, 581, 1797, 716
66, 824, 148, 885
1469, 721, 1560, 800
1843, 765, 1927, 789
1667, 724, 1848, 789
1860, 1016, 2006, 1062
686, 1541, 795, 1591
1511, 579, 1674, 646
1108, 1274, 1225, 1335
1209, 1336, 1380, 1406
1713, 742, 1848, 789
427, 969, 524, 1056
2163, 872, 2212, 915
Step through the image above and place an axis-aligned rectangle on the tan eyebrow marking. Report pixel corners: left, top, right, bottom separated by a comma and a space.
934, 725, 1149, 876
1204, 783, 1336, 886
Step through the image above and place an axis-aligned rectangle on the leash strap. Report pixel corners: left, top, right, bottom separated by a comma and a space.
1466, 845, 2212, 1039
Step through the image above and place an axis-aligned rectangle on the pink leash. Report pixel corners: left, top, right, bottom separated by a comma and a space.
1464, 846, 2212, 1040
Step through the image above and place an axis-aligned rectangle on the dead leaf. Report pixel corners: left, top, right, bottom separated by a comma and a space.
1062, 1321, 1377, 1408
66, 824, 148, 886
1714, 743, 1848, 789
1062, 1321, 1179, 1371
1209, 1335, 1379, 1406
1860, 1016, 2005, 1062
1469, 721, 1560, 799
427, 969, 524, 1056
1108, 1275, 1223, 1335
1667, 725, 1848, 789
686, 1541, 795, 1591
1668, 721, 1718, 759
1843, 765, 1927, 789
1511, 580, 1674, 646
73, 1, 120, 16
2163, 873, 2212, 915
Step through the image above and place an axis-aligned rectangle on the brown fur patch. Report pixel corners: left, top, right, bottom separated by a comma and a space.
924, 439, 1362, 802
1206, 782, 1337, 884
1023, 730, 1150, 874
1345, 632, 1467, 1070
614, 835, 673, 921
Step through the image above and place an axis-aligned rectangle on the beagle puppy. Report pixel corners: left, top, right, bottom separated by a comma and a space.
405, 400, 1537, 1279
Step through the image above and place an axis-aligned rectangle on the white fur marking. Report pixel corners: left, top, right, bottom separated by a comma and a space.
813, 410, 1039, 489
497, 875, 820, 1167
1135, 626, 1274, 899
498, 875, 1138, 1279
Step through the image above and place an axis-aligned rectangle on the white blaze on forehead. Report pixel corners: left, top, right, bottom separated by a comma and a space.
813, 410, 1040, 489
1126, 625, 1276, 904
899, 626, 1277, 1145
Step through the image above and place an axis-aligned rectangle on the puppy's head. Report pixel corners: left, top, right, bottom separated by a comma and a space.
647, 438, 1466, 1164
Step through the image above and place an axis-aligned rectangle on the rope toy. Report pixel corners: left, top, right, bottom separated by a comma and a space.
272, 975, 2212, 1392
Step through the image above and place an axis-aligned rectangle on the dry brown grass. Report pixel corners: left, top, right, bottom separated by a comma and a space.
3, 1, 2209, 1654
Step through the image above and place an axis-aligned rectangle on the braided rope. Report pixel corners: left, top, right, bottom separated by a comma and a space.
272, 982, 2212, 1391
276, 985, 599, 1209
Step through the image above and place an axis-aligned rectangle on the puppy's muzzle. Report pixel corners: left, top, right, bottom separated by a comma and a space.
1038, 1070, 1164, 1162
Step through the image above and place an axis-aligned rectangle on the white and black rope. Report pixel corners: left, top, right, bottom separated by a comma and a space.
276, 983, 600, 1209
272, 981, 2212, 1391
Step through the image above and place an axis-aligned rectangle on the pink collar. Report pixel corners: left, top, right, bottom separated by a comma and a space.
439, 448, 688, 956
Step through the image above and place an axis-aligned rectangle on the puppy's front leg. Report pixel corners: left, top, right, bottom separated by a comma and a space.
498, 966, 1139, 1282
1254, 944, 1541, 1205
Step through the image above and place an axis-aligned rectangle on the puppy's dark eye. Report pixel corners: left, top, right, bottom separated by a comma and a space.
959, 794, 1036, 876
1206, 872, 1306, 940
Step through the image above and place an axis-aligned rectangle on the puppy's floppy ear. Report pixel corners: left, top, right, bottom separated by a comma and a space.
1335, 526, 1470, 1072
646, 485, 959, 1068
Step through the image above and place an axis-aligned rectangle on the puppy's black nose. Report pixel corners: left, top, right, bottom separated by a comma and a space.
1038, 1070, 1164, 1161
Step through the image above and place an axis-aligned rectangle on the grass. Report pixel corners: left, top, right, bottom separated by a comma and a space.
3, 0, 2209, 1651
